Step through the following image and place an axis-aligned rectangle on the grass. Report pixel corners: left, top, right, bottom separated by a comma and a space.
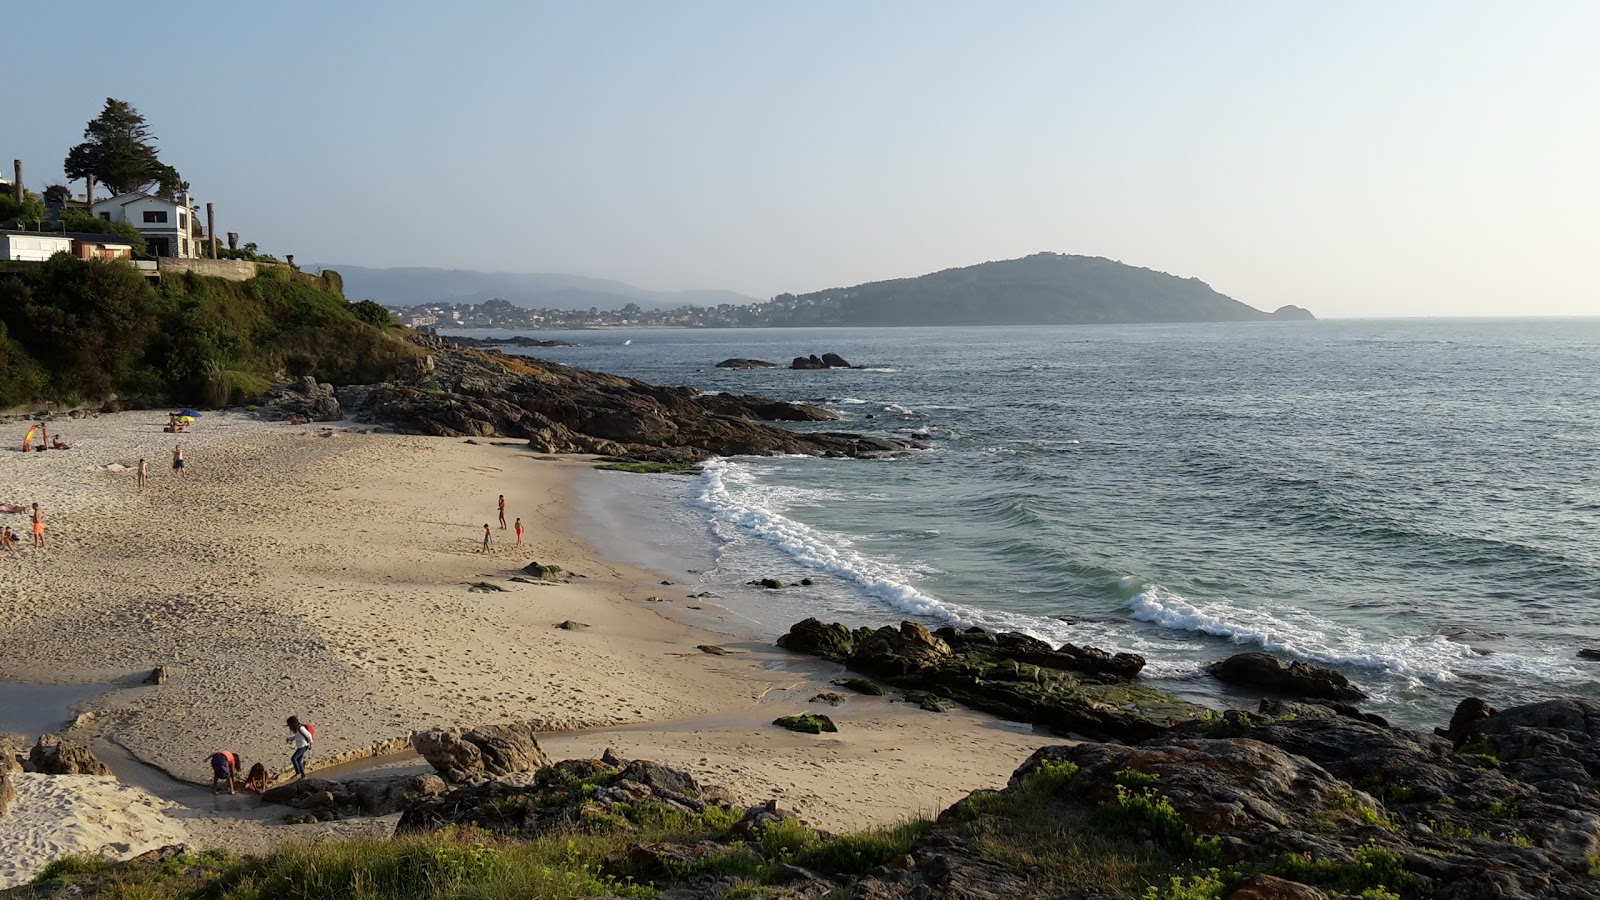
1271, 843, 1433, 897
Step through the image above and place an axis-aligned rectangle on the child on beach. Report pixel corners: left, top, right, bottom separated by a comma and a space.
498, 495, 507, 530
137, 458, 149, 489
482, 523, 491, 552
514, 517, 523, 545
208, 750, 238, 794
30, 503, 43, 549
172, 445, 186, 475
244, 762, 270, 793
286, 716, 313, 780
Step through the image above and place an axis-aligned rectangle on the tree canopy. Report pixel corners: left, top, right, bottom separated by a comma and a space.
64, 98, 187, 198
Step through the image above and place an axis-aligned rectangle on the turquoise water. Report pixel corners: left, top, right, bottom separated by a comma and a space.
467, 319, 1600, 725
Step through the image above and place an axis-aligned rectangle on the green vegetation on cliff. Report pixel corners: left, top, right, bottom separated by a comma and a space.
762, 253, 1311, 326
0, 256, 416, 409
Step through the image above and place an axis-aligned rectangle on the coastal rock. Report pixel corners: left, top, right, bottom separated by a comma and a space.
0, 770, 14, 817
774, 714, 837, 734
1577, 648, 1600, 660
714, 358, 777, 368
1271, 305, 1317, 321
397, 754, 732, 837
521, 561, 563, 580
143, 666, 169, 685
261, 773, 445, 819
336, 337, 905, 461
1227, 874, 1330, 899
1207, 652, 1368, 702
262, 375, 342, 422
29, 734, 111, 776
779, 619, 1200, 742
412, 721, 550, 782
791, 355, 828, 370
820, 352, 852, 368
1437, 697, 1496, 747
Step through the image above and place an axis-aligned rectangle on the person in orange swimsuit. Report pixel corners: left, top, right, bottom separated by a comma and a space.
514, 517, 524, 545
30, 503, 44, 549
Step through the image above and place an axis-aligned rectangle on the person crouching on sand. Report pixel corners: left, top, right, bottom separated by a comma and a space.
208, 750, 238, 794
286, 716, 313, 780
244, 762, 270, 793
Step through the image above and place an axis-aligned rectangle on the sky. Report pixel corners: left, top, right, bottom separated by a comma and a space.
6, 1, 1598, 317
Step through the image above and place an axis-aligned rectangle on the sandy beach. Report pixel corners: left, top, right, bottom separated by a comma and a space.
0, 410, 1055, 877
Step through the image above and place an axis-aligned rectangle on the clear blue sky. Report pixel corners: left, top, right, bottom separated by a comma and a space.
8, 1, 1597, 317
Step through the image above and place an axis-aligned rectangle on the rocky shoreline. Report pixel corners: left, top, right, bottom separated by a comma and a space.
263, 336, 916, 463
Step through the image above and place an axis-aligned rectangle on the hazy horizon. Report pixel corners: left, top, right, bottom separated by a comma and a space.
7, 2, 1597, 318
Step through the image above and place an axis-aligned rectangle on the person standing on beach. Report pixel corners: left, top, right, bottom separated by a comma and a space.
482, 523, 491, 552
208, 750, 238, 794
137, 458, 149, 489
286, 716, 313, 780
30, 503, 44, 549
172, 445, 186, 476
514, 517, 524, 545
498, 495, 508, 530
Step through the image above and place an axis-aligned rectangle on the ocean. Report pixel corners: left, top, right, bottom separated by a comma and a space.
458, 319, 1600, 727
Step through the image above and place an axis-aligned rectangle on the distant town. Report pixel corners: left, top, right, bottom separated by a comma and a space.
391, 294, 824, 330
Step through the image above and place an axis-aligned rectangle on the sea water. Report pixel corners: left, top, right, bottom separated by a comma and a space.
462, 319, 1600, 726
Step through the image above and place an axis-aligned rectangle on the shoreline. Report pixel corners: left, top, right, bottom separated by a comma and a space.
0, 411, 1058, 870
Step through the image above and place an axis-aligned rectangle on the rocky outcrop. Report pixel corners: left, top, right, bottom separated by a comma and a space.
1272, 305, 1317, 320
397, 755, 732, 836
1207, 651, 1368, 702
261, 375, 341, 421
448, 336, 576, 348
999, 698, 1600, 899
261, 773, 446, 821
777, 618, 1194, 742
714, 358, 777, 368
29, 734, 111, 776
0, 769, 15, 817
334, 337, 910, 462
411, 721, 550, 783
790, 353, 853, 370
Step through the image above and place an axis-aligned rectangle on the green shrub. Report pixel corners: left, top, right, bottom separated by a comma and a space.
1144, 869, 1230, 900
791, 821, 931, 874
756, 817, 820, 860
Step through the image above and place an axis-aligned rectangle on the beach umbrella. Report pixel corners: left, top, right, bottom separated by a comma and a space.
178, 409, 203, 418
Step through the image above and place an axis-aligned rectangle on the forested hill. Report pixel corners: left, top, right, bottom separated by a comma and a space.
764, 253, 1312, 326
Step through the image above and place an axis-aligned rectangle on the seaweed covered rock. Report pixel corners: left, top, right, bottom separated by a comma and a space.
777, 619, 1194, 742
1207, 652, 1368, 703
261, 773, 446, 820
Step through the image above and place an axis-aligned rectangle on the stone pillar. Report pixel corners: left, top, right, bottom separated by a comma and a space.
206, 203, 217, 258
227, 232, 239, 251
12, 160, 21, 206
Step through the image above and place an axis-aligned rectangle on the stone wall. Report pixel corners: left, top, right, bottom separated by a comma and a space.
156, 257, 258, 281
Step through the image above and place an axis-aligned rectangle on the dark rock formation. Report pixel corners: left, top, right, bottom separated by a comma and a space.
778, 618, 1193, 742
448, 336, 576, 348
996, 698, 1600, 899
333, 337, 909, 462
831, 677, 884, 696
1207, 651, 1368, 702
790, 353, 853, 370
397, 755, 732, 836
262, 375, 341, 422
774, 714, 837, 734
412, 721, 550, 783
520, 561, 563, 580
1437, 696, 1496, 747
261, 773, 446, 821
1578, 648, 1600, 660
713, 358, 777, 368
143, 666, 169, 685
29, 734, 111, 776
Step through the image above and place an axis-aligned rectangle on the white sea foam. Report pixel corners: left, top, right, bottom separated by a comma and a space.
884, 403, 916, 415
1126, 582, 1580, 689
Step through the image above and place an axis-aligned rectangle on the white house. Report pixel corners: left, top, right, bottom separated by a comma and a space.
89, 191, 202, 258
1, 231, 72, 262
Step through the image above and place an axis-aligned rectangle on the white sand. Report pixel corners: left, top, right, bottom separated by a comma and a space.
0, 409, 1057, 854
0, 773, 188, 889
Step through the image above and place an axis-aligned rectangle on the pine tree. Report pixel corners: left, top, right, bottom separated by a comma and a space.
64, 99, 187, 198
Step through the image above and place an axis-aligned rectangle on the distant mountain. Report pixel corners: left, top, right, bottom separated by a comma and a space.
320, 265, 759, 312
766, 253, 1311, 326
